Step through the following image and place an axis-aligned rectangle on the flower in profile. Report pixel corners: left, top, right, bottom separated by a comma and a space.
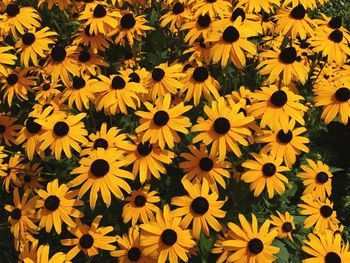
140, 205, 196, 263
172, 180, 226, 239
190, 0, 231, 18
1, 152, 24, 193
298, 195, 339, 233
270, 211, 295, 241
73, 25, 110, 54
297, 159, 333, 201
241, 152, 289, 199
111, 226, 155, 262
302, 230, 350, 263
122, 185, 160, 226
222, 214, 280, 262
236, 0, 280, 14
191, 97, 254, 162
179, 144, 231, 193
0, 114, 21, 146
38, 0, 71, 10
0, 46, 17, 76
61, 215, 117, 261
36, 179, 84, 234
135, 93, 192, 149
75, 48, 109, 76
69, 148, 134, 209
21, 242, 66, 263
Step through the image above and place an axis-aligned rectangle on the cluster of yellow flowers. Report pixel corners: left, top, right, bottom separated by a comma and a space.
0, 0, 350, 262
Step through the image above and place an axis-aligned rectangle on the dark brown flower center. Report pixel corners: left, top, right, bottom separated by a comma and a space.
152, 68, 165, 81
44, 195, 60, 211
134, 195, 146, 207
7, 74, 18, 85
127, 247, 141, 262
137, 142, 152, 156
282, 222, 293, 233
199, 157, 214, 171
316, 172, 329, 184
213, 117, 231, 134
42, 83, 51, 91
223, 26, 240, 43
329, 16, 342, 29
231, 8, 245, 22
290, 4, 306, 20
172, 2, 184, 14
262, 163, 276, 177
10, 208, 21, 220
79, 51, 91, 62
93, 4, 106, 18
191, 197, 209, 215
277, 130, 293, 144
80, 234, 94, 249
26, 117, 42, 134
325, 252, 341, 263
335, 87, 350, 102
90, 159, 109, 177
72, 77, 86, 89
193, 67, 209, 82
197, 14, 211, 28
6, 4, 19, 17
51, 46, 66, 62
121, 14, 136, 29
279, 47, 297, 64
112, 76, 126, 90
161, 229, 177, 246
248, 238, 264, 254
128, 72, 140, 83
24, 175, 32, 183
53, 121, 69, 136
153, 111, 169, 126
22, 33, 35, 46
93, 138, 108, 149
329, 30, 343, 43
0, 125, 5, 134
320, 205, 333, 218
270, 90, 288, 107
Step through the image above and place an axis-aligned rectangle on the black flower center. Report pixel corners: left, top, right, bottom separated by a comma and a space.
128, 72, 140, 83
26, 117, 42, 134
282, 222, 293, 233
121, 14, 136, 29
137, 142, 152, 156
320, 205, 333, 218
53, 121, 69, 137
22, 33, 35, 46
80, 234, 94, 249
112, 76, 126, 89
325, 252, 341, 263
134, 195, 146, 207
172, 2, 184, 14
248, 238, 264, 254
328, 16, 342, 29
72, 77, 86, 89
335, 87, 350, 102
329, 30, 343, 43
193, 67, 209, 82
127, 247, 141, 262
10, 208, 21, 220
90, 159, 110, 177
0, 125, 5, 134
44, 195, 60, 211
290, 4, 306, 20
262, 163, 276, 177
223, 26, 240, 43
231, 8, 245, 22
279, 47, 297, 64
93, 4, 106, 18
42, 83, 51, 91
213, 117, 231, 134
197, 14, 211, 28
24, 175, 32, 183
207, 0, 217, 2
191, 196, 209, 215
6, 4, 19, 17
277, 130, 293, 144
161, 229, 177, 246
79, 51, 91, 62
270, 90, 288, 107
199, 157, 214, 172
93, 138, 108, 149
316, 172, 329, 184
153, 111, 169, 126
51, 46, 66, 62
152, 68, 165, 81
7, 74, 18, 85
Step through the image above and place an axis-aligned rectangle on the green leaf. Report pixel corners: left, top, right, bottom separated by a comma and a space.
272, 239, 289, 263
329, 166, 344, 173
199, 232, 216, 263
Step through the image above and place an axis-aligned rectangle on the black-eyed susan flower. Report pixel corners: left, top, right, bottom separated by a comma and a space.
179, 144, 231, 193
270, 211, 295, 241
172, 180, 226, 239
136, 93, 192, 150
298, 195, 339, 233
75, 48, 109, 76
94, 74, 147, 115
73, 25, 111, 54
33, 81, 61, 102
302, 230, 350, 262
1, 152, 24, 193
184, 41, 212, 64
192, 97, 254, 162
208, 17, 257, 68
122, 185, 160, 226
140, 205, 196, 263
60, 215, 117, 260
36, 179, 84, 234
241, 152, 290, 199
22, 242, 66, 263
313, 80, 350, 125
145, 63, 184, 101
78, 3, 120, 36
123, 135, 174, 183
282, 0, 316, 9
211, 228, 236, 263
69, 148, 134, 209
179, 64, 220, 106
250, 85, 307, 132
15, 27, 57, 67
0, 3, 41, 37
4, 188, 39, 250
18, 162, 44, 193
38, 0, 71, 10
257, 46, 309, 85
237, 0, 280, 14
111, 226, 154, 262
0, 114, 21, 146
222, 214, 280, 262
297, 159, 333, 201
181, 14, 213, 45
61, 75, 98, 111
36, 112, 88, 160
257, 118, 309, 168
274, 4, 315, 39
190, 0, 231, 18
160, 2, 192, 32
0, 46, 17, 75
109, 12, 154, 47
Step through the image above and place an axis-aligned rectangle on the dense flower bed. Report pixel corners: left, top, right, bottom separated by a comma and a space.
0, 0, 350, 262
